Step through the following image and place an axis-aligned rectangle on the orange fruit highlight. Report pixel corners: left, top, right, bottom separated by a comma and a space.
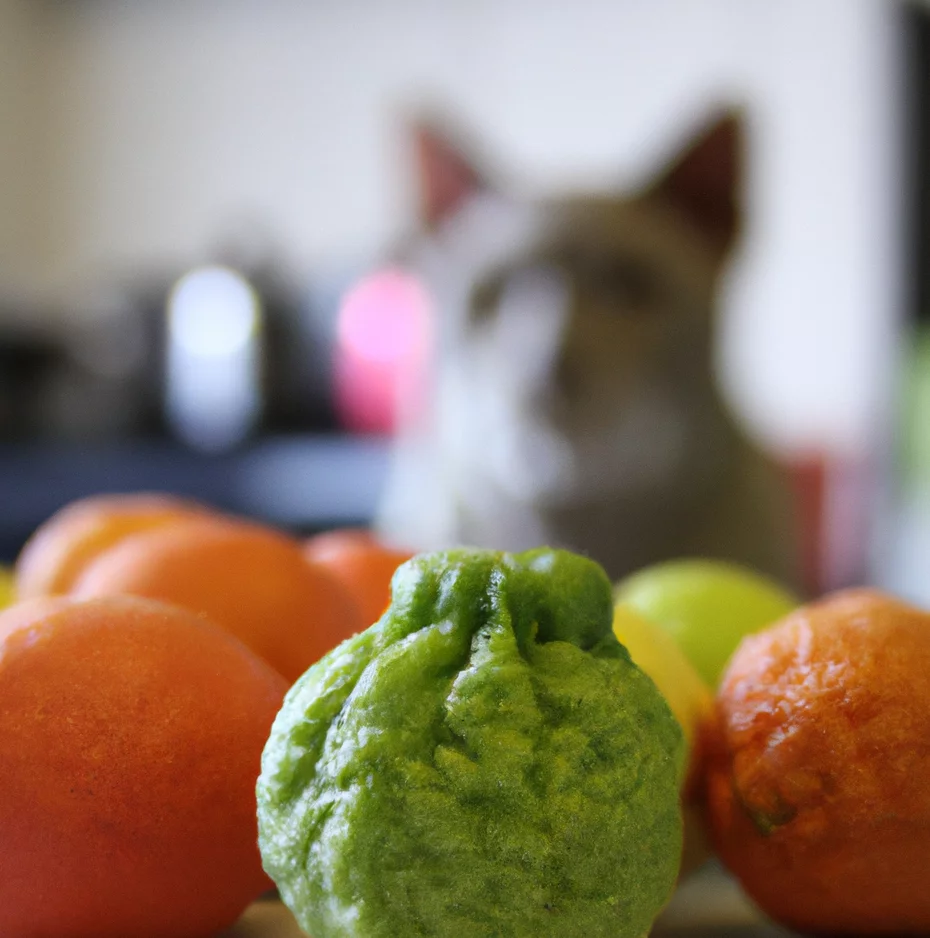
303, 528, 414, 626
72, 518, 364, 682
706, 588, 930, 934
0, 594, 288, 938
15, 492, 212, 599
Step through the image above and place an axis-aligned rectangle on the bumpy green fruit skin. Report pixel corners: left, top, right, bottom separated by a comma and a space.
257, 548, 684, 938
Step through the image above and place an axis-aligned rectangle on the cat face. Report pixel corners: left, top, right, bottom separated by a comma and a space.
399, 113, 742, 508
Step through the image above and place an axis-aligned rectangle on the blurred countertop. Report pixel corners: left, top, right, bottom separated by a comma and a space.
0, 434, 391, 563
221, 865, 794, 937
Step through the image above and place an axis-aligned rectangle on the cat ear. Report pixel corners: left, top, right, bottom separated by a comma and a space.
411, 120, 488, 228
647, 111, 743, 254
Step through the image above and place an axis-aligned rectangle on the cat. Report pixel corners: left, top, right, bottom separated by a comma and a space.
375, 111, 801, 588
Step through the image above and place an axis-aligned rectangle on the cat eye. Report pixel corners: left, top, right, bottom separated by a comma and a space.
553, 248, 662, 313
469, 264, 572, 331
468, 277, 502, 325
580, 257, 662, 311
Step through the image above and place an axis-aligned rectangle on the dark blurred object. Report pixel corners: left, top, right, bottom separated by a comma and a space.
0, 323, 67, 438
259, 262, 337, 436
156, 250, 338, 450
872, 1, 930, 604
905, 1, 930, 328
0, 289, 147, 442
0, 223, 346, 447
23, 252, 341, 450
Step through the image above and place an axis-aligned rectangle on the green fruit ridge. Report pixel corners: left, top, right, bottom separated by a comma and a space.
257, 547, 685, 938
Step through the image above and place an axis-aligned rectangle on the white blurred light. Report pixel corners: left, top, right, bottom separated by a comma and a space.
168, 265, 258, 358
165, 265, 262, 452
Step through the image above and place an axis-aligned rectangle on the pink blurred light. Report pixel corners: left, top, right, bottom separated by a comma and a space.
334, 267, 434, 435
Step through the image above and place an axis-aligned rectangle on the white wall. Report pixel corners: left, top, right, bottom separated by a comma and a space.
3, 0, 905, 456
0, 0, 44, 296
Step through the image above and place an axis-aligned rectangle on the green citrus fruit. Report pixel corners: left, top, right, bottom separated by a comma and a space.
614, 559, 798, 687
259, 547, 685, 938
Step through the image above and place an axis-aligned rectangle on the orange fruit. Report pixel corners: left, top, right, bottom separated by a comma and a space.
706, 588, 930, 934
15, 492, 213, 599
303, 528, 414, 626
72, 518, 365, 682
0, 594, 288, 938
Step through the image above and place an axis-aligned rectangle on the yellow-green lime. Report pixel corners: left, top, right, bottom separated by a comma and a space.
0, 565, 16, 610
612, 602, 712, 749
615, 559, 798, 687
613, 601, 714, 877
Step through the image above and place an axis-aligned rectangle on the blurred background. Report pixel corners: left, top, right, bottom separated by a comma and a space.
0, 0, 927, 600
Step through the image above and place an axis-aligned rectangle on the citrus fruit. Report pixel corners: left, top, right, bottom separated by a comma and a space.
612, 602, 713, 752
71, 517, 364, 682
614, 558, 798, 686
0, 594, 289, 938
613, 601, 714, 876
706, 588, 930, 934
0, 564, 15, 609
303, 528, 414, 626
259, 548, 685, 938
15, 492, 212, 599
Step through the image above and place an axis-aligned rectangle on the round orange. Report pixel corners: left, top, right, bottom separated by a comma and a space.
0, 594, 288, 938
706, 588, 930, 934
72, 518, 365, 682
15, 492, 213, 599
303, 528, 414, 626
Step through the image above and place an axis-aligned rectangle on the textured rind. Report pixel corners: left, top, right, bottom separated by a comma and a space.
707, 588, 930, 934
258, 548, 685, 938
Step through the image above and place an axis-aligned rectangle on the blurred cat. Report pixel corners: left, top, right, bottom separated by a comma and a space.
376, 112, 800, 586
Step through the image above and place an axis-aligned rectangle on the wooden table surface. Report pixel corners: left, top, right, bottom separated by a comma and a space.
221, 865, 796, 937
